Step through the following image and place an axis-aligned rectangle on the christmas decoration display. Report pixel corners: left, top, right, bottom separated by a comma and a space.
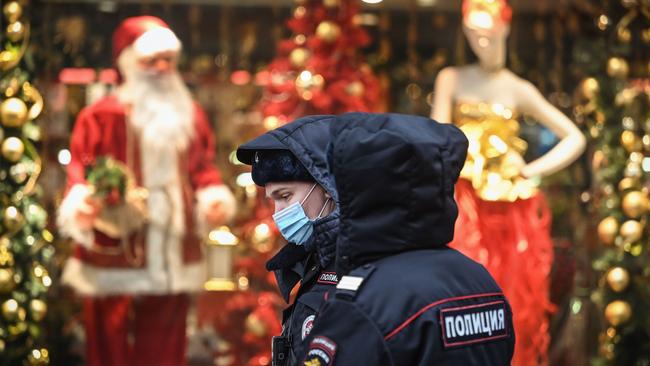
258, 0, 382, 125
574, 0, 650, 364
0, 1, 54, 364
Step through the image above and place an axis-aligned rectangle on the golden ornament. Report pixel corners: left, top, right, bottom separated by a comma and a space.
617, 27, 631, 43
642, 28, 650, 43
252, 223, 273, 253
2, 299, 19, 321
316, 21, 341, 43
606, 267, 630, 292
0, 242, 14, 267
598, 216, 619, 246
295, 71, 324, 100
0, 268, 15, 293
621, 130, 641, 153
622, 191, 648, 218
621, 0, 638, 8
0, 50, 18, 71
29, 299, 47, 322
620, 220, 643, 242
3, 206, 24, 231
27, 348, 50, 365
1, 98, 28, 128
9, 321, 27, 336
607, 57, 630, 79
289, 48, 311, 68
245, 313, 267, 337
346, 81, 365, 97
604, 300, 632, 326
618, 177, 639, 192
323, 0, 340, 7
6, 21, 25, 43
0, 339, 4, 353
294, 6, 306, 19
263, 116, 280, 130
3, 2, 22, 23
2, 137, 24, 162
580, 78, 599, 100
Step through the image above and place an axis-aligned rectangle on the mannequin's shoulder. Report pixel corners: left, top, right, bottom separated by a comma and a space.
503, 71, 537, 92
434, 66, 464, 88
436, 65, 474, 78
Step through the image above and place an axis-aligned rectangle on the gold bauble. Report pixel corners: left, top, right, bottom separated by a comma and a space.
621, 130, 641, 153
606, 267, 630, 292
245, 313, 267, 337
607, 57, 630, 79
598, 216, 619, 246
0, 242, 14, 267
620, 220, 643, 242
1, 98, 29, 128
27, 348, 50, 365
3, 2, 22, 23
295, 71, 324, 100
8, 321, 27, 336
6, 21, 25, 43
0, 339, 4, 353
3, 206, 24, 231
2, 299, 19, 321
0, 268, 15, 293
2, 137, 24, 162
642, 28, 650, 43
617, 27, 631, 43
346, 81, 365, 97
289, 48, 311, 68
316, 21, 341, 43
323, 0, 340, 7
622, 191, 648, 218
605, 300, 632, 326
580, 78, 600, 100
29, 299, 47, 322
0, 51, 18, 71
621, 0, 638, 8
618, 177, 640, 192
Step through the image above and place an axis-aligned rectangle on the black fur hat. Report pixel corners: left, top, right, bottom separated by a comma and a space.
251, 150, 314, 186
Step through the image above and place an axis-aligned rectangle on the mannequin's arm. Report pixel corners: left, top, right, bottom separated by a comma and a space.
431, 67, 457, 123
517, 80, 586, 178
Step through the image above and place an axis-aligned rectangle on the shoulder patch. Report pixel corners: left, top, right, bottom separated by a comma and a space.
301, 315, 316, 340
440, 300, 509, 348
336, 275, 364, 291
303, 336, 337, 366
317, 272, 339, 285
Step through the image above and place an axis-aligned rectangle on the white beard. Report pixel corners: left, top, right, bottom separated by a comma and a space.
117, 48, 194, 188
116, 47, 194, 237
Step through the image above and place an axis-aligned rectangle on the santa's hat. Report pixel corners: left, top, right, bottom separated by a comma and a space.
112, 16, 181, 63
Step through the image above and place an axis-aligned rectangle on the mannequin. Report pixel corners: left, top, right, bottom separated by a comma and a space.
431, 1, 585, 365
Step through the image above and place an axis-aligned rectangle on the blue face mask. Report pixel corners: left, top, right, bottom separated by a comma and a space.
272, 184, 330, 245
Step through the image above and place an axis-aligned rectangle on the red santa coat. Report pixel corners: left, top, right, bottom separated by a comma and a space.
58, 95, 235, 296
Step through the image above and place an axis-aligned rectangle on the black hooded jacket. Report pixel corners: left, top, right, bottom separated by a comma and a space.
299, 113, 515, 365
237, 115, 341, 365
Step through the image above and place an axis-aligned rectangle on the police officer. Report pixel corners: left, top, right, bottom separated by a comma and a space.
299, 113, 516, 365
237, 115, 341, 366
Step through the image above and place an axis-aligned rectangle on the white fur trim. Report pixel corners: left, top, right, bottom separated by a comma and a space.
133, 27, 181, 58
57, 184, 95, 249
195, 185, 237, 235
61, 235, 207, 296
62, 257, 206, 296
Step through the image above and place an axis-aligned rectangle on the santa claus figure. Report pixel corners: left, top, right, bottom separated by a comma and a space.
57, 16, 236, 366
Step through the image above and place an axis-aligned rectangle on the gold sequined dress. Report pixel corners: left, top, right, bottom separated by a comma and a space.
450, 101, 555, 366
